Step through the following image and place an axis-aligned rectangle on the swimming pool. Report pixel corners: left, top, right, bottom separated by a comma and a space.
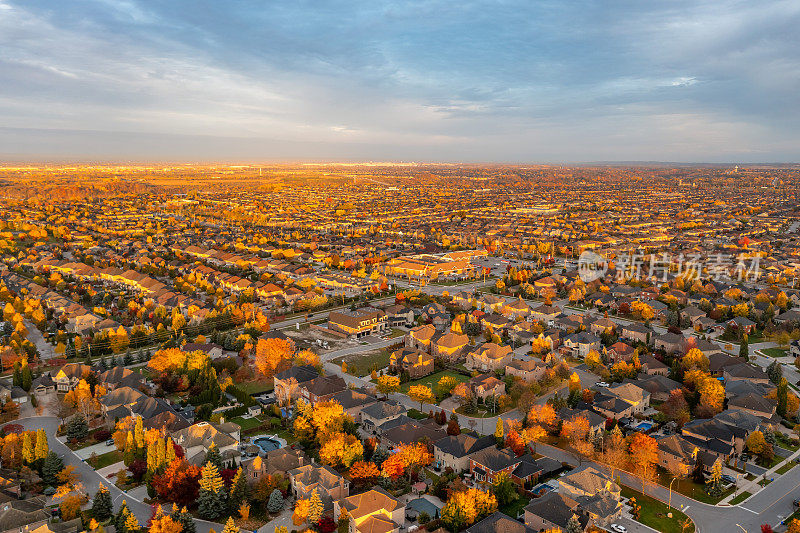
253, 436, 283, 453
633, 421, 654, 431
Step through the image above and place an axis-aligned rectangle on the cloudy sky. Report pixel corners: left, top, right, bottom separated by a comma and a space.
0, 0, 798, 162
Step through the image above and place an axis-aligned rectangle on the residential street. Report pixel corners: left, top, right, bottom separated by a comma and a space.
15, 417, 235, 533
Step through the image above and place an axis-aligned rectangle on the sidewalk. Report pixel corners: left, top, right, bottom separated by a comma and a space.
718, 447, 800, 505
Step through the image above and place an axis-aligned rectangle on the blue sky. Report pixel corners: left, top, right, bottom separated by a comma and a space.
0, 0, 798, 162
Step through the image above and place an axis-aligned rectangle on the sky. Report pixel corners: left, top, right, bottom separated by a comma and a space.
0, 0, 798, 163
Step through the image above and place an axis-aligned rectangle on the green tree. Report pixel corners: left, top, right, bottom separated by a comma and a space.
92, 484, 113, 521
170, 506, 196, 533
67, 415, 89, 441
566, 516, 583, 533
778, 377, 789, 417
114, 500, 131, 533
204, 443, 223, 470
491, 472, 518, 507
197, 461, 226, 520
42, 451, 64, 485
767, 360, 782, 385
228, 467, 249, 513
739, 334, 749, 360
267, 489, 284, 514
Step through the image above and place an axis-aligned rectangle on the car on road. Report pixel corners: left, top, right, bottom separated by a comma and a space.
105, 439, 114, 446
610, 524, 627, 533
596, 381, 610, 388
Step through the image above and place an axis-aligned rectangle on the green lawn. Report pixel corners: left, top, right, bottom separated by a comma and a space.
500, 496, 531, 519
776, 461, 797, 475
776, 433, 800, 451
762, 347, 789, 358
407, 409, 430, 420
388, 328, 406, 339
655, 471, 734, 504
333, 349, 393, 377
231, 416, 265, 431
239, 381, 274, 395
729, 491, 751, 505
400, 370, 470, 397
89, 450, 123, 469
622, 486, 695, 533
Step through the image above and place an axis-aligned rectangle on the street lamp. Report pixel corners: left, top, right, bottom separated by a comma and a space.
668, 476, 678, 509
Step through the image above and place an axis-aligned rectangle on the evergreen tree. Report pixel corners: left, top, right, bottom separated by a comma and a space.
197, 461, 226, 520
65, 340, 77, 360
20, 360, 31, 391
42, 451, 64, 485
308, 489, 323, 524
124, 513, 140, 533
67, 415, 89, 441
768, 360, 783, 385
92, 484, 113, 521
229, 467, 249, 513
12, 362, 21, 387
566, 516, 582, 533
22, 432, 34, 465
267, 489, 284, 513
740, 334, 749, 360
778, 378, 789, 418
170, 507, 196, 533
34, 428, 49, 462
204, 443, 223, 470
114, 500, 131, 533
222, 517, 239, 533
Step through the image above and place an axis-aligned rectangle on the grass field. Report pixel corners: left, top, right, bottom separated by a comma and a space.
622, 486, 695, 533
776, 461, 796, 475
761, 347, 789, 358
399, 370, 470, 397
231, 416, 265, 431
500, 496, 531, 519
729, 491, 751, 505
333, 348, 393, 377
655, 471, 734, 504
89, 450, 123, 469
240, 381, 274, 395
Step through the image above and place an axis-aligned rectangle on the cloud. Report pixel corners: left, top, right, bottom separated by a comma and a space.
0, 0, 798, 161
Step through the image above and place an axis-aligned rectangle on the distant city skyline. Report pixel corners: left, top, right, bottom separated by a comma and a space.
1, 0, 798, 162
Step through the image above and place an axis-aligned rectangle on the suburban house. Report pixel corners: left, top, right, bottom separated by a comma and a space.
243, 448, 308, 482
405, 324, 437, 352
171, 421, 241, 466
51, 363, 92, 392
328, 308, 388, 338
505, 359, 547, 382
525, 492, 589, 532
300, 374, 348, 405
290, 463, 350, 510
562, 332, 601, 358
432, 433, 496, 472
360, 400, 407, 434
469, 373, 506, 401
656, 434, 698, 476
273, 365, 319, 404
334, 487, 405, 533
465, 343, 512, 371
432, 332, 469, 362
469, 446, 521, 485
389, 348, 434, 379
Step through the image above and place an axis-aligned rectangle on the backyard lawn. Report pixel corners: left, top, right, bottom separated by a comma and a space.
240, 381, 274, 395
231, 415, 266, 431
622, 486, 695, 533
729, 491, 751, 505
400, 370, 470, 397
500, 496, 531, 519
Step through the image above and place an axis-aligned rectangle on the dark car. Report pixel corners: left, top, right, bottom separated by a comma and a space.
794, 499, 800, 507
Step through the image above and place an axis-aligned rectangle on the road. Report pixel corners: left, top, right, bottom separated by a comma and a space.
16, 417, 234, 533
535, 441, 800, 533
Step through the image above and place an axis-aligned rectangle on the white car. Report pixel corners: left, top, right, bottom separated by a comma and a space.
610, 525, 627, 533
596, 381, 610, 388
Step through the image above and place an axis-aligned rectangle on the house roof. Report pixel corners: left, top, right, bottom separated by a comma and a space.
433, 434, 496, 458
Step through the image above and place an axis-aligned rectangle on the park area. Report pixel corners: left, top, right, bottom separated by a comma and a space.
622, 486, 695, 533
400, 370, 470, 398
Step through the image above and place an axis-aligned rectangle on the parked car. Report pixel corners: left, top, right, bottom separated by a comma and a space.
722, 474, 737, 485
596, 381, 610, 388
105, 439, 115, 446
610, 525, 627, 533
793, 499, 800, 508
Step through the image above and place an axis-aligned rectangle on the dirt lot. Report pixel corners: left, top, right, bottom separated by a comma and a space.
283, 326, 349, 352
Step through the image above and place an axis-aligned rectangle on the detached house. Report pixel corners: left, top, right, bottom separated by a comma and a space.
52, 363, 92, 392
466, 343, 512, 371
334, 487, 405, 533
290, 464, 350, 510
432, 332, 469, 362
389, 348, 434, 379
433, 434, 496, 472
405, 324, 436, 352
328, 308, 387, 338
